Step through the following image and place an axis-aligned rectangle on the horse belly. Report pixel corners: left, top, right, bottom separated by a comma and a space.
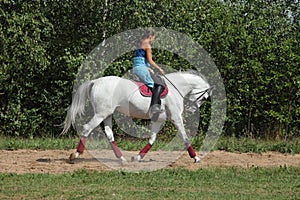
116, 102, 149, 119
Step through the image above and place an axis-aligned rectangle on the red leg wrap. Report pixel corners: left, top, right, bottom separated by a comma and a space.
77, 136, 87, 154
111, 141, 122, 158
139, 143, 152, 158
187, 144, 197, 158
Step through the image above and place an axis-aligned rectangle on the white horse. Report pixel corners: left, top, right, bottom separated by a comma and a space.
62, 71, 212, 163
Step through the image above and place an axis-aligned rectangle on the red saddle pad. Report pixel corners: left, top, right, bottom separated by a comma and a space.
135, 82, 168, 98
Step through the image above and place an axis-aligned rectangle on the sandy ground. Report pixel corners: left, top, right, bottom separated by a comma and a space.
0, 149, 299, 174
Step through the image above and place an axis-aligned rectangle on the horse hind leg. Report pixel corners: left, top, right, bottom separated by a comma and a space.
103, 116, 127, 163
69, 114, 104, 163
132, 121, 163, 162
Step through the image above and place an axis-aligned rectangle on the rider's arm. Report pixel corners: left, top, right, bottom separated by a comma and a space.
145, 47, 164, 74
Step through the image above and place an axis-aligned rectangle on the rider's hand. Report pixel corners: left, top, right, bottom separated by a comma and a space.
148, 68, 154, 74
158, 68, 164, 75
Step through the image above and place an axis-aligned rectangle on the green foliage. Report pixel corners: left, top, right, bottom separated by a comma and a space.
0, 0, 53, 137
0, 0, 299, 138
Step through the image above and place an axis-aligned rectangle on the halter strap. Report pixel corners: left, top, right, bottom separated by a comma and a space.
189, 87, 214, 104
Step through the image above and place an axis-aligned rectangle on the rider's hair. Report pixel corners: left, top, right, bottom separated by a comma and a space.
142, 29, 155, 40
138, 29, 155, 46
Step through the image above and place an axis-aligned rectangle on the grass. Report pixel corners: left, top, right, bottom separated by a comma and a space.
0, 136, 78, 150
0, 135, 299, 154
0, 136, 299, 199
0, 167, 299, 199
216, 136, 300, 154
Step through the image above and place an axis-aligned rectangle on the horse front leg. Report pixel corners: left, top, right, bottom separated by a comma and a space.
132, 121, 163, 162
173, 118, 201, 163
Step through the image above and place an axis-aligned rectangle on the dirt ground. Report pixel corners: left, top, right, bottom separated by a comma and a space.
0, 149, 299, 174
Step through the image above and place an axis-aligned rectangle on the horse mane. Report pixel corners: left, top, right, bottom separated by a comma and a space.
169, 70, 208, 83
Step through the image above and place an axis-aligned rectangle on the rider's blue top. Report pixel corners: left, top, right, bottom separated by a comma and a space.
135, 48, 146, 58
133, 48, 150, 67
133, 48, 153, 88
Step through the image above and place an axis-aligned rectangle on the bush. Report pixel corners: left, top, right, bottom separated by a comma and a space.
0, 0, 299, 138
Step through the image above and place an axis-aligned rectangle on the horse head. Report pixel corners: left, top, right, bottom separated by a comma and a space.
182, 72, 213, 112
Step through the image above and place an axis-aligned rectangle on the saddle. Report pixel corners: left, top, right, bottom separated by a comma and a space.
130, 72, 168, 98
135, 82, 168, 98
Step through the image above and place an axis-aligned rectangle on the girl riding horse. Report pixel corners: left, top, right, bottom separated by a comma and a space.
133, 29, 165, 116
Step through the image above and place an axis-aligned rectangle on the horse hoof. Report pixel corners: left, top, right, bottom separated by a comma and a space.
131, 155, 142, 162
131, 156, 136, 162
119, 156, 128, 166
120, 156, 127, 163
68, 153, 77, 164
194, 156, 201, 163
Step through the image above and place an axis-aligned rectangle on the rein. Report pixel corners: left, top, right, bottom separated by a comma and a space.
162, 74, 185, 98
162, 73, 214, 113
162, 74, 212, 103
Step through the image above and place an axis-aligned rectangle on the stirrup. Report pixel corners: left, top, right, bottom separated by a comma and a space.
149, 105, 164, 121
150, 104, 163, 114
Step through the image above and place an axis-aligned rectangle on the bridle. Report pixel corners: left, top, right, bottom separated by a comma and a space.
188, 87, 214, 104
162, 74, 213, 109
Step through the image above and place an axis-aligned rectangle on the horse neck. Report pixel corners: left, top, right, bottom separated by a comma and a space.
165, 73, 199, 97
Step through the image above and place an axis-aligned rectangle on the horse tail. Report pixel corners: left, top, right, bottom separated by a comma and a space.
61, 81, 94, 135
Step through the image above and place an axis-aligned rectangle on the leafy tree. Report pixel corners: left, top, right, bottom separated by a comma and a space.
0, 0, 299, 139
